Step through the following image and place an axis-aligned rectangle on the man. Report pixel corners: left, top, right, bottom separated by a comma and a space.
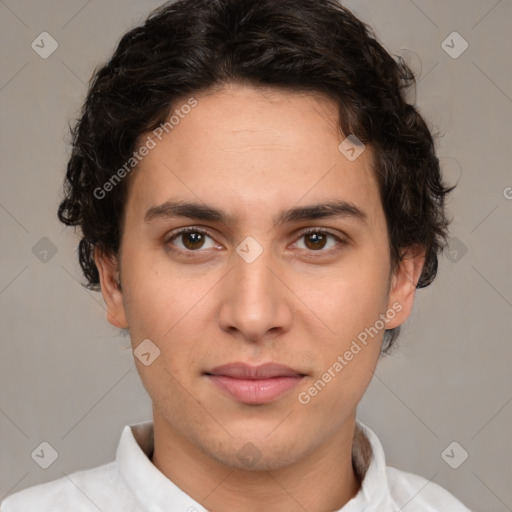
1, 0, 471, 510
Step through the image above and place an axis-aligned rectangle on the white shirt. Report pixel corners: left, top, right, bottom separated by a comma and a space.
1, 420, 471, 511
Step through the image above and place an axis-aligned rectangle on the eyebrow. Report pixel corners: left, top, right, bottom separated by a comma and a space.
144, 199, 368, 226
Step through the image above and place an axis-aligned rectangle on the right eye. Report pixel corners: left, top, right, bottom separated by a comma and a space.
165, 227, 221, 254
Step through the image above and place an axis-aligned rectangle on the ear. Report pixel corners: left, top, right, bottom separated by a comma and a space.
385, 246, 426, 330
94, 246, 128, 329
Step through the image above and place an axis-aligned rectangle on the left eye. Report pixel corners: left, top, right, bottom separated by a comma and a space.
294, 230, 342, 251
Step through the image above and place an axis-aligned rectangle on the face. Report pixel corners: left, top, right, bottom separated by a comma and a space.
96, 83, 423, 471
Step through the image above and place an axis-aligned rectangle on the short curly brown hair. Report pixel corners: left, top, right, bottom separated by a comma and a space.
58, 0, 454, 352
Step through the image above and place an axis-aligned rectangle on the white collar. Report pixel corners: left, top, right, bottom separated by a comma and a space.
116, 419, 394, 511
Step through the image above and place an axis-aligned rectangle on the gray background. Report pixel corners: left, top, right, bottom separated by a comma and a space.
0, 1, 511, 510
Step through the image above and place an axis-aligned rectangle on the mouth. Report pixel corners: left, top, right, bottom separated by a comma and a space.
204, 362, 306, 405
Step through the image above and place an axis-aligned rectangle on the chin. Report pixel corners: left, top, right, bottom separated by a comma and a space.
205, 431, 308, 472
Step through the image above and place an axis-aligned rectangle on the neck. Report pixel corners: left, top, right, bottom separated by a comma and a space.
150, 411, 362, 512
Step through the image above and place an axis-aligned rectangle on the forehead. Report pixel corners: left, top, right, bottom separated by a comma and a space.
126, 84, 382, 226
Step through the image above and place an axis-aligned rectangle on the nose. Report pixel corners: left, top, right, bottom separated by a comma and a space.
217, 243, 293, 343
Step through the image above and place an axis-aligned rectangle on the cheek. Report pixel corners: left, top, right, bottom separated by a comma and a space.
120, 248, 203, 340
300, 298, 384, 419
299, 255, 390, 345
292, 252, 390, 411
121, 258, 214, 376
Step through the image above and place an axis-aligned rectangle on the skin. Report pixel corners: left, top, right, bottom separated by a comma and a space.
95, 83, 425, 512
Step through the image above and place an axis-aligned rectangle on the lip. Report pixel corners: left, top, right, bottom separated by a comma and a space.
205, 363, 305, 404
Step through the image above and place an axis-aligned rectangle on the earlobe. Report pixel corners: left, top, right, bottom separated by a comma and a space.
386, 247, 426, 330
93, 246, 128, 329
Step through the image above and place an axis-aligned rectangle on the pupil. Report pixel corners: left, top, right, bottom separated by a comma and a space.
185, 232, 204, 249
306, 233, 326, 250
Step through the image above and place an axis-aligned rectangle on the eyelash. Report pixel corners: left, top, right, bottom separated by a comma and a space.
165, 226, 347, 258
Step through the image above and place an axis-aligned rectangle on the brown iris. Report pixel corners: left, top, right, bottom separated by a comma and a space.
182, 232, 206, 250
304, 232, 328, 250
